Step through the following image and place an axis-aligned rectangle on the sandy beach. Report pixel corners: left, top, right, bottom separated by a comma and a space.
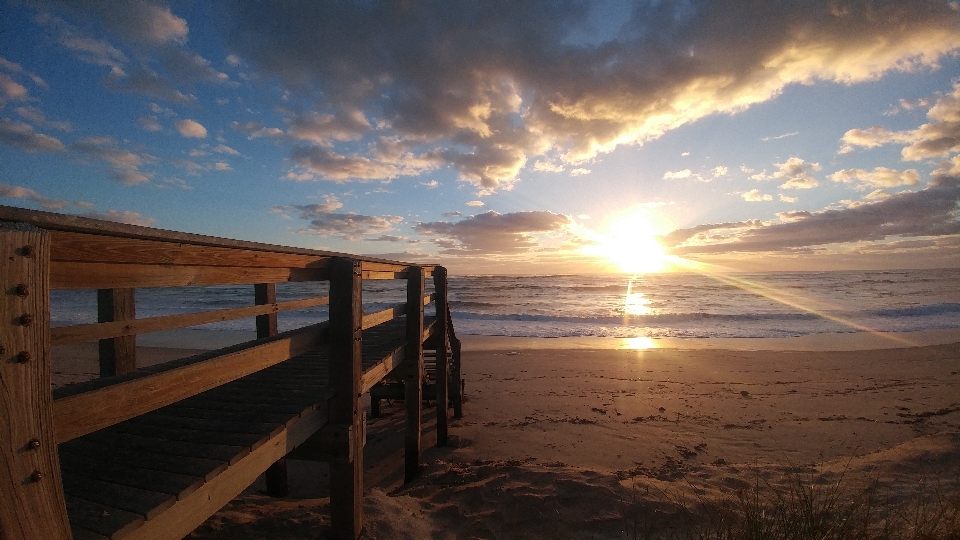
52, 331, 960, 538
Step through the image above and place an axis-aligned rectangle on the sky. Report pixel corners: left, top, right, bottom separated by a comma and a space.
1, 0, 960, 275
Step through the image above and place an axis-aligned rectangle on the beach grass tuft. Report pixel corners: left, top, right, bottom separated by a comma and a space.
621, 465, 960, 540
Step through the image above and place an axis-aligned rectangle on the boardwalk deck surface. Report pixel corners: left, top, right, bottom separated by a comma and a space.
56, 316, 430, 540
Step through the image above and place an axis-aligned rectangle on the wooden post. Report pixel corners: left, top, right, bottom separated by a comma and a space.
256, 283, 288, 497
328, 259, 363, 539
404, 266, 424, 483
433, 267, 449, 446
449, 308, 463, 419
0, 223, 71, 539
97, 287, 136, 376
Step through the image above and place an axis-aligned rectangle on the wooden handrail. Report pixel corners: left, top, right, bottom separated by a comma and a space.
51, 296, 330, 345
52, 322, 329, 443
51, 262, 327, 289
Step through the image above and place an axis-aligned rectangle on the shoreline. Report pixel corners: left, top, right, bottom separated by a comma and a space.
119, 326, 960, 352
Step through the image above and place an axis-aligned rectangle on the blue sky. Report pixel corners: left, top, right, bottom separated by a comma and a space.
2, 0, 959, 274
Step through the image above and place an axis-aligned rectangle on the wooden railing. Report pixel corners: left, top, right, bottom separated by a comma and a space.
0, 205, 454, 540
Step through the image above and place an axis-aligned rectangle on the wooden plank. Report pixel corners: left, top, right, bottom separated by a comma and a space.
51, 261, 326, 289
98, 288, 136, 376
50, 230, 332, 269
61, 472, 176, 520
360, 345, 405, 393
404, 266, 425, 484
64, 494, 144, 540
0, 223, 71, 540
361, 270, 405, 280
361, 302, 405, 330
53, 323, 328, 442
108, 422, 267, 451
57, 451, 204, 501
328, 258, 364, 540
434, 267, 449, 446
51, 296, 329, 345
60, 437, 228, 483
254, 283, 278, 339
70, 526, 109, 540
123, 405, 327, 540
423, 293, 434, 306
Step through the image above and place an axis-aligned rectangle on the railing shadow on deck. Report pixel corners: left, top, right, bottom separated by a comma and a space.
0, 205, 462, 540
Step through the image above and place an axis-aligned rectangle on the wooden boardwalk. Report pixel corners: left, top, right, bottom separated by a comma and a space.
0, 206, 461, 540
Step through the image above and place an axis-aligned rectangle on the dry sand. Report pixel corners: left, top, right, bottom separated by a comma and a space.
52, 332, 960, 539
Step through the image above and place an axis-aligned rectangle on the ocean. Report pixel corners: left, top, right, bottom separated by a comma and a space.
50, 269, 960, 340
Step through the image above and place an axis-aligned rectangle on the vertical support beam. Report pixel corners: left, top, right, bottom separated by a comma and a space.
433, 267, 449, 446
450, 309, 463, 420
0, 223, 71, 539
404, 266, 424, 483
328, 259, 363, 539
97, 287, 136, 376
256, 283, 288, 497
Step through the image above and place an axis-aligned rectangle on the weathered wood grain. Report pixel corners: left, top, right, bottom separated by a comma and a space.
98, 287, 136, 376
53, 323, 328, 442
0, 223, 71, 540
51, 296, 329, 345
51, 261, 327, 289
433, 267, 449, 446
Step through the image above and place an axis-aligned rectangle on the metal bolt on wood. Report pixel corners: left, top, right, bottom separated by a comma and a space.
18, 314, 33, 326
20, 245, 35, 257
30, 470, 42, 482
27, 439, 41, 450
15, 284, 28, 296
17, 351, 30, 363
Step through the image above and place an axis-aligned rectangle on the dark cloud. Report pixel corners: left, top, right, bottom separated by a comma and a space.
104, 67, 196, 105
31, 0, 188, 45
667, 174, 960, 255
276, 197, 402, 240
72, 136, 152, 185
221, 0, 960, 190
415, 210, 572, 253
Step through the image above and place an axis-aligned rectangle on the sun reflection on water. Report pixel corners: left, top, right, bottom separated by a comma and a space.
624, 278, 652, 317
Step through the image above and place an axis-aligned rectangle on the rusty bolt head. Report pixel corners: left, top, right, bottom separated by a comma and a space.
27, 439, 40, 450
15, 284, 28, 297
17, 352, 31, 364
0, 344, 5, 356
20, 245, 35, 258
30, 470, 42, 482
18, 314, 33, 326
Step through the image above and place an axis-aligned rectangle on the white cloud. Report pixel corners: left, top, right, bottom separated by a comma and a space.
420, 180, 439, 189
277, 197, 402, 240
73, 136, 152, 184
225, 54, 241, 66
212, 144, 241, 156
712, 166, 728, 177
753, 157, 821, 189
570, 168, 591, 176
0, 183, 69, 209
779, 194, 797, 203
533, 160, 564, 172
136, 115, 162, 132
742, 189, 772, 202
176, 119, 208, 138
663, 169, 692, 180
830, 167, 920, 189
231, 121, 284, 140
0, 73, 28, 102
214, 161, 231, 171
465, 200, 484, 207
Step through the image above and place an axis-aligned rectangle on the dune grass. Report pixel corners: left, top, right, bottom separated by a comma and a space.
621, 466, 960, 540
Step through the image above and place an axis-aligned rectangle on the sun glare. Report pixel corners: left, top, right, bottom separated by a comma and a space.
585, 211, 669, 274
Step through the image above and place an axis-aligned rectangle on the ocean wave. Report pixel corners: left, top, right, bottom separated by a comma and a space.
873, 303, 960, 317
449, 310, 823, 325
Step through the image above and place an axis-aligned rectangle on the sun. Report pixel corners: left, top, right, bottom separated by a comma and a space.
583, 210, 669, 273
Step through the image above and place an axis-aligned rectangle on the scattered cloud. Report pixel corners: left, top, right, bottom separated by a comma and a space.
212, 144, 241, 156
276, 196, 402, 240
72, 136, 152, 184
104, 67, 196, 105
712, 166, 728, 177
570, 168, 591, 176
0, 119, 66, 152
231, 120, 284, 140
420, 180, 439, 189
136, 115, 162, 132
762, 131, 798, 141
213, 161, 231, 171
666, 174, 960, 255
442, 211, 462, 217
287, 110, 370, 144
176, 119, 207, 138
779, 194, 797, 203
742, 189, 772, 202
753, 157, 821, 189
0, 183, 70, 209
465, 200, 484, 207
533, 160, 564, 173
830, 167, 920, 189
415, 210, 572, 253
663, 169, 693, 180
